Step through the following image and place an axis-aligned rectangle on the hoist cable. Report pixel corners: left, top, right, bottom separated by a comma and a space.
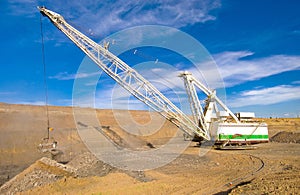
39, 13, 50, 140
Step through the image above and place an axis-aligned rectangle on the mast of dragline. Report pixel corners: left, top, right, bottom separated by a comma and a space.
179, 72, 240, 124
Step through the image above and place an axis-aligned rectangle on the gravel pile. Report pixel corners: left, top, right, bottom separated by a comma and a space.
270, 131, 300, 143
67, 152, 116, 177
0, 157, 77, 194
0, 152, 152, 194
67, 152, 152, 182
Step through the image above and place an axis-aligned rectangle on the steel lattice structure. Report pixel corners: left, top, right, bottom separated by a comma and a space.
179, 71, 240, 124
39, 7, 210, 140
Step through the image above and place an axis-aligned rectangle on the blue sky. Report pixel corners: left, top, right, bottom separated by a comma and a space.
1, 0, 300, 118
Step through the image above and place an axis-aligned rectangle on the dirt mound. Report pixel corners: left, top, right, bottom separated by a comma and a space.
270, 131, 300, 143
77, 121, 156, 151
0, 157, 77, 194
0, 151, 151, 194
67, 152, 152, 182
67, 152, 116, 177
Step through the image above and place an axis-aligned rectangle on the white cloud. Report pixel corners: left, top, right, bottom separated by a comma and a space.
65, 0, 221, 37
112, 51, 300, 109
6, 0, 38, 17
214, 51, 300, 87
49, 71, 100, 80
228, 85, 300, 108
8, 0, 221, 36
91, 51, 300, 109
51, 50, 300, 110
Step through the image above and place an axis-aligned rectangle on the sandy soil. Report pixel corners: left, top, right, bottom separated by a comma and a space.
0, 103, 299, 194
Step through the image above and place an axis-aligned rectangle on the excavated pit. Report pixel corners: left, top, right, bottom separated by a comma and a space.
0, 104, 299, 194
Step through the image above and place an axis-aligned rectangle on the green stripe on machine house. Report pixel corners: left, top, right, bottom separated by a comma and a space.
219, 134, 269, 140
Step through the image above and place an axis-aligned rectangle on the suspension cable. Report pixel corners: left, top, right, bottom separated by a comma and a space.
40, 13, 50, 140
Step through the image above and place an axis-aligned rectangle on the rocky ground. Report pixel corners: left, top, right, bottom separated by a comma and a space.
0, 103, 299, 194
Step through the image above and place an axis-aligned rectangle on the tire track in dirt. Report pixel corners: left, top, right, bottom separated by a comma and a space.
210, 153, 265, 195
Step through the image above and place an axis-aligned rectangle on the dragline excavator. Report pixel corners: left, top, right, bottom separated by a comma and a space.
38, 7, 269, 149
